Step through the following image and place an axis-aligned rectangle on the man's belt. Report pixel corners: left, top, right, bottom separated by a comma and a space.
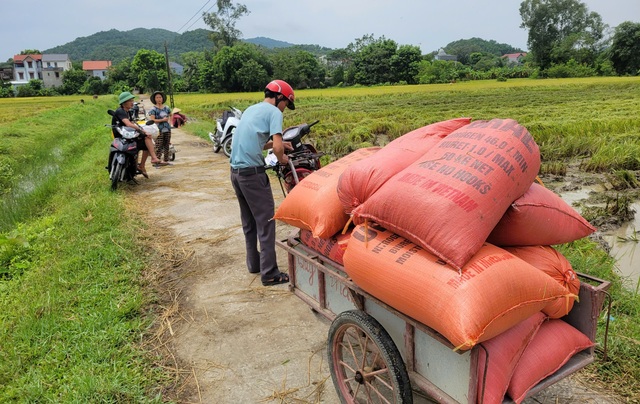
230, 166, 267, 176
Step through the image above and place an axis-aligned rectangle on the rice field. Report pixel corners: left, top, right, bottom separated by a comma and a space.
174, 77, 640, 171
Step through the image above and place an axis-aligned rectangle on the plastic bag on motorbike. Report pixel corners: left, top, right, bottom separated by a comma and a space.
140, 124, 159, 140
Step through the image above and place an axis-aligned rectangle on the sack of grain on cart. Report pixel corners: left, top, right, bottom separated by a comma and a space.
275, 117, 594, 342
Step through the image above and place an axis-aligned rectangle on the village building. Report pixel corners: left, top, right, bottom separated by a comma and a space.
82, 60, 112, 80
42, 54, 72, 88
11, 54, 42, 87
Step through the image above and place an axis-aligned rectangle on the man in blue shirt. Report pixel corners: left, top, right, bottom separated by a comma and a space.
230, 80, 295, 286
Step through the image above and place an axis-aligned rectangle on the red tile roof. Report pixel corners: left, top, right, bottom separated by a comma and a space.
82, 60, 112, 70
13, 54, 42, 62
502, 52, 527, 59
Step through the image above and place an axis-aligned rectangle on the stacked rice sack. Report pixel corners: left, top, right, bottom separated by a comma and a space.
274, 118, 597, 402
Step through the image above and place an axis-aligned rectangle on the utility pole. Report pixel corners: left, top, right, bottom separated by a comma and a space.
164, 42, 174, 109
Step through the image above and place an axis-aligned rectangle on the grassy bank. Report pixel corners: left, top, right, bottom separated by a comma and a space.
0, 97, 165, 401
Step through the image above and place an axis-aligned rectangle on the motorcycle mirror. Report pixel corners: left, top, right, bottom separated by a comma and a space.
107, 109, 116, 116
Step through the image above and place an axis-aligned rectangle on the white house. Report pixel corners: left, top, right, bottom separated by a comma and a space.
42, 54, 72, 88
502, 53, 527, 65
434, 49, 457, 62
12, 54, 42, 85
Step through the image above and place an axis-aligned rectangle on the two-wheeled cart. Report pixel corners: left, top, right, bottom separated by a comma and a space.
276, 232, 611, 403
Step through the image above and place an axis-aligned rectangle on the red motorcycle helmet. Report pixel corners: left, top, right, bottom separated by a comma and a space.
265, 79, 295, 110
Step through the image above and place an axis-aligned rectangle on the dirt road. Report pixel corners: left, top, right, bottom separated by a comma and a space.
130, 121, 622, 403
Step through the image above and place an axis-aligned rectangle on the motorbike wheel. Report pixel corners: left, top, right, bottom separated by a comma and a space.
110, 160, 123, 191
222, 133, 234, 157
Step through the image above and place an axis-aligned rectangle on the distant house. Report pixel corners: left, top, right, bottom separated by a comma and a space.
502, 52, 527, 65
169, 61, 184, 75
434, 49, 457, 62
83, 60, 112, 80
12, 54, 42, 86
42, 54, 72, 88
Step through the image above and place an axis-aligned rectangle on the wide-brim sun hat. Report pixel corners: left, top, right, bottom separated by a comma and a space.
118, 91, 135, 105
172, 108, 181, 113
151, 91, 166, 103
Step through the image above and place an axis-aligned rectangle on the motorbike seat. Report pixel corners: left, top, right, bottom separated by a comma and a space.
221, 110, 234, 128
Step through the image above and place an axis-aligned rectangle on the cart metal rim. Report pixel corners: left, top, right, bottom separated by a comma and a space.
328, 310, 412, 404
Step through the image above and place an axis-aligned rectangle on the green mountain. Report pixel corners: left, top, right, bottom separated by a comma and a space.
244, 36, 294, 48
43, 28, 335, 64
44, 28, 213, 63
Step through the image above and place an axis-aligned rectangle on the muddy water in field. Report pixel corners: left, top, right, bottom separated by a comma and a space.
602, 202, 640, 291
560, 185, 640, 290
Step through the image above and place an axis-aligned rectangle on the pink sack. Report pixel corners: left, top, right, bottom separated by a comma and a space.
507, 319, 594, 403
338, 118, 471, 214
476, 312, 547, 404
505, 245, 580, 319
352, 119, 541, 271
487, 182, 596, 246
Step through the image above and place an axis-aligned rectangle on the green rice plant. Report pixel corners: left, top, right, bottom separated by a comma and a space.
581, 194, 636, 226
540, 160, 567, 175
606, 170, 640, 191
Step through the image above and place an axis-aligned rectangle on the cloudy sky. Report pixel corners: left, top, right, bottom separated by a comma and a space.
3, 0, 638, 62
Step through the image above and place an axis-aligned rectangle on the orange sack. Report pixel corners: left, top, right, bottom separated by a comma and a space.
487, 182, 596, 246
343, 225, 569, 350
337, 118, 472, 214
505, 245, 580, 319
299, 228, 351, 265
274, 147, 380, 239
352, 119, 541, 271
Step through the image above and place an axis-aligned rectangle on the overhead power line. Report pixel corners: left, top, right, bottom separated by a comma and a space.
176, 0, 215, 34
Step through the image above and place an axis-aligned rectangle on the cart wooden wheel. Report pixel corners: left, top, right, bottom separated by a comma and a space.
328, 310, 412, 404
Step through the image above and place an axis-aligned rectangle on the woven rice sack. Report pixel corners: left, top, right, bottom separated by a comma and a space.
487, 182, 596, 246
505, 245, 581, 319
338, 118, 471, 214
343, 225, 569, 350
476, 312, 547, 404
273, 147, 380, 239
507, 319, 594, 403
299, 228, 351, 265
352, 119, 541, 271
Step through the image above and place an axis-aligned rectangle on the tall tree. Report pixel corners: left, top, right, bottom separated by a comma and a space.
609, 21, 640, 75
202, 0, 249, 50
352, 37, 398, 85
271, 49, 326, 89
61, 68, 88, 95
130, 49, 168, 93
390, 45, 422, 84
202, 43, 271, 92
519, 0, 605, 70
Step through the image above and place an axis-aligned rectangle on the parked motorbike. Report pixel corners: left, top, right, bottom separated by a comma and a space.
265, 120, 323, 195
131, 100, 146, 122
106, 110, 157, 191
209, 106, 242, 157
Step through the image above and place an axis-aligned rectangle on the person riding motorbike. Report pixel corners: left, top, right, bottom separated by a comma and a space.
229, 79, 295, 286
111, 91, 162, 177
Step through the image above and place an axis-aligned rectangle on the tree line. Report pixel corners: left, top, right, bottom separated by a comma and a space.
2, 0, 638, 98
